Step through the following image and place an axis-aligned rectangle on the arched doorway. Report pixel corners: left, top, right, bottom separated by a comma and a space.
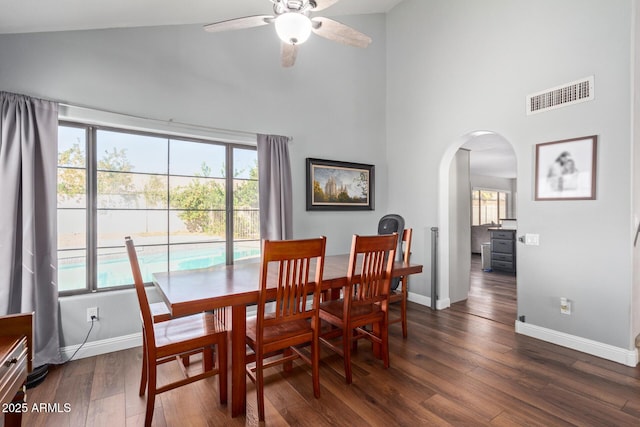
437, 131, 517, 324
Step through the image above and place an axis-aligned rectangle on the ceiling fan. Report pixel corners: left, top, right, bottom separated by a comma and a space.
203, 0, 372, 67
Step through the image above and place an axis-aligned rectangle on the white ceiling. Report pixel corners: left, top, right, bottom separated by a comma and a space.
0, 0, 404, 34
463, 133, 517, 179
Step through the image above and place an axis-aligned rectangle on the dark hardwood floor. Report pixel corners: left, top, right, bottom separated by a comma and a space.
23, 258, 640, 426
450, 254, 518, 325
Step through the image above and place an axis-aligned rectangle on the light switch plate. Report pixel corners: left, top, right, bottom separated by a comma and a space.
525, 233, 539, 245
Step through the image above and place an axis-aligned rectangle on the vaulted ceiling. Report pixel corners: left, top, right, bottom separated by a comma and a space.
0, 0, 516, 179
0, 0, 404, 34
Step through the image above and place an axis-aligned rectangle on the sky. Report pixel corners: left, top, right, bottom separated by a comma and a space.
58, 125, 257, 178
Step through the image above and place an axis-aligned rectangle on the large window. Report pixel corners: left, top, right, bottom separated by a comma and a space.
471, 189, 508, 226
57, 123, 260, 294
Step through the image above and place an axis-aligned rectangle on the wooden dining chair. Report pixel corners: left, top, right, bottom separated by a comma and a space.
388, 228, 412, 338
148, 302, 203, 367
137, 245, 214, 370
245, 236, 326, 422
319, 233, 397, 384
125, 237, 228, 427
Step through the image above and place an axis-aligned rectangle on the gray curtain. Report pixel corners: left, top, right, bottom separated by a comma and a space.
257, 134, 293, 240
0, 92, 61, 366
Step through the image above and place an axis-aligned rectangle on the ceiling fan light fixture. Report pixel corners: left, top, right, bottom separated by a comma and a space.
275, 12, 312, 45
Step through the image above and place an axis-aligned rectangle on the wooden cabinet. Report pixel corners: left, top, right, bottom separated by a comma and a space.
490, 229, 516, 274
0, 313, 33, 427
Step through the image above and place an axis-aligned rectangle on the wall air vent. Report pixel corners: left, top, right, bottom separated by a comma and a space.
526, 76, 594, 115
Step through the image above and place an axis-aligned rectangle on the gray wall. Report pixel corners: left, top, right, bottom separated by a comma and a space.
387, 0, 635, 351
0, 15, 389, 347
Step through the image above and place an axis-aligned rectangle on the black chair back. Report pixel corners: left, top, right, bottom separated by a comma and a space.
377, 214, 405, 290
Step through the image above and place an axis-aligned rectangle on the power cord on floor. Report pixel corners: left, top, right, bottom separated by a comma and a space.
62, 315, 96, 364
26, 315, 97, 389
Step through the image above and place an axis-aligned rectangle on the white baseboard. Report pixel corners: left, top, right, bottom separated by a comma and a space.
61, 332, 141, 361
515, 320, 638, 367
407, 291, 430, 307
60, 296, 441, 361
407, 292, 450, 310
436, 298, 451, 310
63, 309, 638, 369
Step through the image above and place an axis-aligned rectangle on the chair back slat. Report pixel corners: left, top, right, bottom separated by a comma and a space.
402, 228, 412, 264
273, 257, 310, 318
259, 237, 326, 327
347, 234, 398, 307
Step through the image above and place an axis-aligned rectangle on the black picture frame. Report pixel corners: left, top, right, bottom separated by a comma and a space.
306, 158, 374, 211
534, 135, 597, 201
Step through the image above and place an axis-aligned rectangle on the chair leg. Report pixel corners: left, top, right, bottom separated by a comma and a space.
203, 346, 214, 371
218, 340, 227, 404
181, 354, 191, 367
144, 362, 157, 427
256, 353, 265, 422
312, 334, 320, 398
381, 318, 390, 368
283, 347, 294, 373
371, 321, 382, 359
139, 335, 148, 396
343, 328, 353, 384
401, 282, 408, 338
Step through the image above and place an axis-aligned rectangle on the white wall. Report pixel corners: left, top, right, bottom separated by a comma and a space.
470, 175, 514, 193
387, 0, 636, 358
449, 149, 471, 303
0, 15, 389, 347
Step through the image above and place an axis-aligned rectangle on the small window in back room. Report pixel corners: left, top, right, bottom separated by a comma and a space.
471, 189, 508, 226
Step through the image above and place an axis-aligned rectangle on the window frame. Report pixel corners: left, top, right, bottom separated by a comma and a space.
57, 120, 259, 296
471, 187, 511, 226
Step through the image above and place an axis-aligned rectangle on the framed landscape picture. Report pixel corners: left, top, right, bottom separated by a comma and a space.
534, 135, 597, 200
306, 158, 374, 211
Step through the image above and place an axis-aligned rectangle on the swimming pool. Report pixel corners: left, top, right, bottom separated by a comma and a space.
58, 244, 260, 292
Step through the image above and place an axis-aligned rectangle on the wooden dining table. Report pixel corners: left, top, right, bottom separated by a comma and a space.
152, 253, 423, 417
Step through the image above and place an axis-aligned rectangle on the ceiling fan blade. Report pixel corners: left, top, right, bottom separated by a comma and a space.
310, 0, 340, 12
311, 17, 372, 48
281, 43, 298, 68
203, 15, 274, 33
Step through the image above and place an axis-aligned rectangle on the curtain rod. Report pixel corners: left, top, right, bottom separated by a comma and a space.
59, 101, 260, 138
55, 99, 292, 143
7, 90, 294, 142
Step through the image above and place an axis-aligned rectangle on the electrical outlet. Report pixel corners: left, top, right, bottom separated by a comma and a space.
87, 307, 99, 322
560, 297, 571, 315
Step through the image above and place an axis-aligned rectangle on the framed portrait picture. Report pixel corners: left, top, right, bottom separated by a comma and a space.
534, 135, 597, 200
306, 158, 374, 211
